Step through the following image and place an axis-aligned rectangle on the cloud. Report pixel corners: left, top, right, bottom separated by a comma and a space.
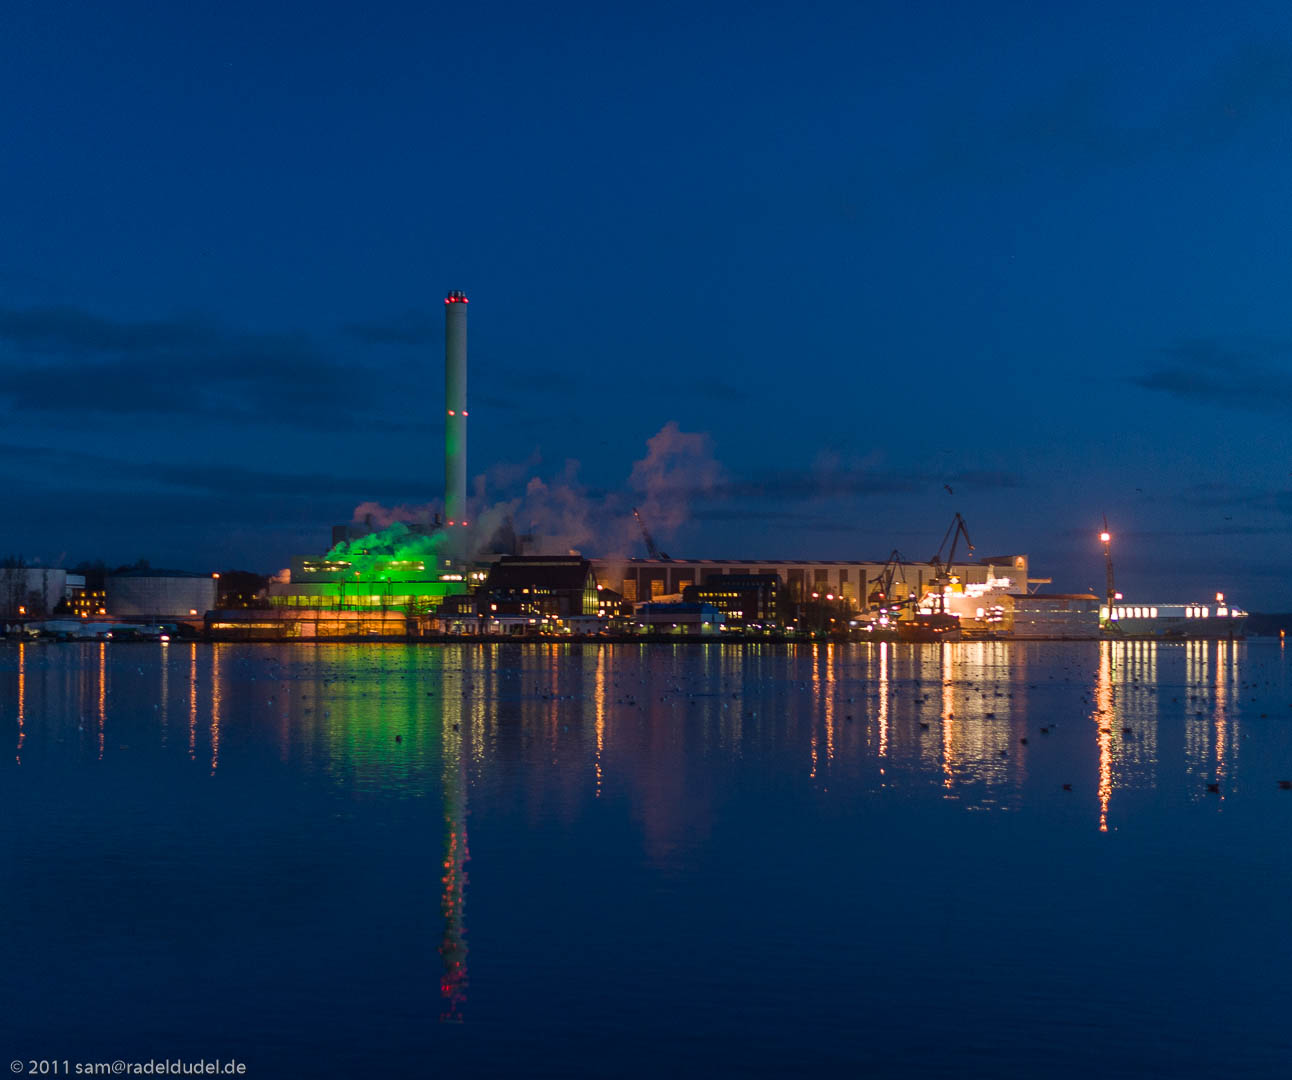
1128, 338, 1292, 412
0, 303, 385, 425
0, 440, 425, 500
341, 310, 438, 347
917, 39, 1292, 182
712, 463, 1023, 502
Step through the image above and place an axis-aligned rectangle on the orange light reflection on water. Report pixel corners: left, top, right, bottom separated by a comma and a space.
877, 642, 889, 760
188, 644, 197, 761
210, 645, 221, 775
594, 648, 605, 798
97, 642, 106, 760
824, 643, 835, 768
16, 641, 25, 763
941, 642, 954, 789
1093, 643, 1115, 832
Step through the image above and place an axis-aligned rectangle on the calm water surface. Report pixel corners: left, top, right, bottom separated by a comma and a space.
3, 640, 1292, 1077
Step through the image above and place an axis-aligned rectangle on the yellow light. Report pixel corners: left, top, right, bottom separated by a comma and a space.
1099, 532, 1111, 543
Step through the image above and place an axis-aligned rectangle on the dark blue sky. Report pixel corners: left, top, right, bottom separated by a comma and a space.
4, 1, 1292, 604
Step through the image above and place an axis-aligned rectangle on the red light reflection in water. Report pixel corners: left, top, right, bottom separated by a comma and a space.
440, 691, 469, 1023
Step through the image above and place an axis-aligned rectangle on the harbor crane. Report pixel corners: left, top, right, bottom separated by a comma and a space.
929, 512, 974, 611
867, 549, 909, 610
632, 507, 671, 561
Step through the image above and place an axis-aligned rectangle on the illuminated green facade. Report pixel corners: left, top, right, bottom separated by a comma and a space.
267, 555, 474, 614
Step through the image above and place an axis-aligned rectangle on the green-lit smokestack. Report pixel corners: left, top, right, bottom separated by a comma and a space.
444, 290, 468, 554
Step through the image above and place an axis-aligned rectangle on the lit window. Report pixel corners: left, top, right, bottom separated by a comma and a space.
1150, 608, 1158, 618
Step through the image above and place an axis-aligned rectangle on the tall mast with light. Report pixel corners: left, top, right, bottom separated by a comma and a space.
1100, 517, 1115, 628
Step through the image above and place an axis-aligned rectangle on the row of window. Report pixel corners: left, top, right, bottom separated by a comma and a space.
1102, 606, 1160, 620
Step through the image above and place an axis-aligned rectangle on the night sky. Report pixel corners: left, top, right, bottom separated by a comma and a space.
4, 1, 1292, 605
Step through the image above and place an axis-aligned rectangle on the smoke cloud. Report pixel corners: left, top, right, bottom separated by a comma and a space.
336, 422, 723, 561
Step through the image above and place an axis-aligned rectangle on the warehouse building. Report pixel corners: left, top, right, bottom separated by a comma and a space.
593, 555, 1032, 607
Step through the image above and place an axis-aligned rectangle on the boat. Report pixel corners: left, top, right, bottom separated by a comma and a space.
896, 611, 962, 643
1101, 597, 1247, 639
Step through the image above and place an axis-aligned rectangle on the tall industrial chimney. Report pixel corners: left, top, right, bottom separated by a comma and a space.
444, 290, 468, 552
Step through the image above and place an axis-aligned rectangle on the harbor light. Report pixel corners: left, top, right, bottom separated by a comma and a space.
1100, 531, 1111, 543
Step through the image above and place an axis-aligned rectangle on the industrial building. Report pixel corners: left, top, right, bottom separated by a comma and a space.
682, 574, 780, 627
212, 285, 1067, 642
593, 555, 1033, 607
635, 602, 725, 634
106, 569, 218, 622
248, 289, 479, 633
477, 556, 599, 619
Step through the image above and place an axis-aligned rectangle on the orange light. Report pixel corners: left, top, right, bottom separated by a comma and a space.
1215, 592, 1224, 603
189, 609, 197, 616
17, 606, 25, 615
212, 572, 220, 579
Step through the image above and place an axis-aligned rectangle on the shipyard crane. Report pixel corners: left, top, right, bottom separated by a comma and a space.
928, 512, 974, 612
632, 507, 671, 561
867, 549, 909, 610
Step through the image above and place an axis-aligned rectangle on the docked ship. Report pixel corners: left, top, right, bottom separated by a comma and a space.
1101, 595, 1247, 639
896, 611, 962, 642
